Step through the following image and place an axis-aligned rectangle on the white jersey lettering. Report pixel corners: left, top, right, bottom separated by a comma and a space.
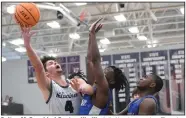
46, 80, 82, 114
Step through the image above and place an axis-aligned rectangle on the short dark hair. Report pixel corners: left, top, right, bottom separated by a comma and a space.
40, 56, 56, 71
152, 74, 164, 92
132, 88, 139, 97
109, 66, 128, 91
68, 70, 88, 83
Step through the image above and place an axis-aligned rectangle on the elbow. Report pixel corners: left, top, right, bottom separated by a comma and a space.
87, 59, 101, 66
92, 58, 101, 64
92, 53, 101, 63
87, 60, 93, 67
87, 52, 92, 59
87, 59, 92, 64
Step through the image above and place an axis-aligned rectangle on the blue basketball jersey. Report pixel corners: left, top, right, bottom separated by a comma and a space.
127, 95, 158, 115
79, 87, 112, 115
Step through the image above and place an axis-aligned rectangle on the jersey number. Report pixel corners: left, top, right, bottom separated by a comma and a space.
65, 100, 74, 113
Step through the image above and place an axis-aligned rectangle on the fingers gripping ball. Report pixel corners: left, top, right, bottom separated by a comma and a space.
14, 3, 40, 28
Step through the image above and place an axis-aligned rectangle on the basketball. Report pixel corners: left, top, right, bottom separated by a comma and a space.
14, 3, 40, 28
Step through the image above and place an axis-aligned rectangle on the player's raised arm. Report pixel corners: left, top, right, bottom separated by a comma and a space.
22, 28, 50, 99
89, 18, 109, 108
86, 19, 103, 85
86, 31, 95, 85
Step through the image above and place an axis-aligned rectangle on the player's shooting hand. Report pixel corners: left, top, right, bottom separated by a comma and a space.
22, 27, 36, 46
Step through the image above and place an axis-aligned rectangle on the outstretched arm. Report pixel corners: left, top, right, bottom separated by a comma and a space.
86, 21, 102, 85
22, 28, 50, 101
70, 78, 94, 95
89, 18, 109, 108
86, 32, 95, 85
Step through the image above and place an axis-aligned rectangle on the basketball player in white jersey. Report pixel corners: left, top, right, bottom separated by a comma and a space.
22, 28, 81, 114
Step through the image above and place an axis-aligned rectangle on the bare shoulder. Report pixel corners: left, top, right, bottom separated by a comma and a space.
143, 98, 156, 104
141, 98, 156, 107
139, 98, 156, 115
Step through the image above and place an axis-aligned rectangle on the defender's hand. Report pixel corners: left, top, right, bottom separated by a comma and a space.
89, 18, 103, 33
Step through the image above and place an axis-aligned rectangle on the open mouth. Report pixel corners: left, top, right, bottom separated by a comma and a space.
56, 65, 60, 69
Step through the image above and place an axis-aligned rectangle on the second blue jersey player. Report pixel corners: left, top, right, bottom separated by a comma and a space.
69, 18, 128, 115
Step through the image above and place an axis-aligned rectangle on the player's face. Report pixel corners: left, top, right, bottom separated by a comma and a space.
131, 94, 140, 101
45, 60, 62, 75
104, 67, 115, 85
137, 74, 156, 90
133, 94, 140, 99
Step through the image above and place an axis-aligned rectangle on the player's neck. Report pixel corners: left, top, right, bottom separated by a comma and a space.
51, 74, 68, 86
139, 90, 154, 97
51, 73, 61, 80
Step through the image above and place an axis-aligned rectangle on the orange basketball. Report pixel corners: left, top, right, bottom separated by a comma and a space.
14, 3, 40, 28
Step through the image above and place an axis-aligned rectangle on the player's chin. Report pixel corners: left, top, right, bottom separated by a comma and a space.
56, 69, 63, 73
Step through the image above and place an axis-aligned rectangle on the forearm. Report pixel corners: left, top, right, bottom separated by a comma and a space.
89, 32, 106, 86
79, 83, 94, 95
22, 28, 50, 92
87, 33, 92, 62
25, 44, 44, 71
86, 33, 95, 85
86, 62, 95, 85
90, 32, 101, 63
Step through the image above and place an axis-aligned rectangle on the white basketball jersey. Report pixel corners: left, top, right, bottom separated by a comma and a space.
46, 80, 82, 114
